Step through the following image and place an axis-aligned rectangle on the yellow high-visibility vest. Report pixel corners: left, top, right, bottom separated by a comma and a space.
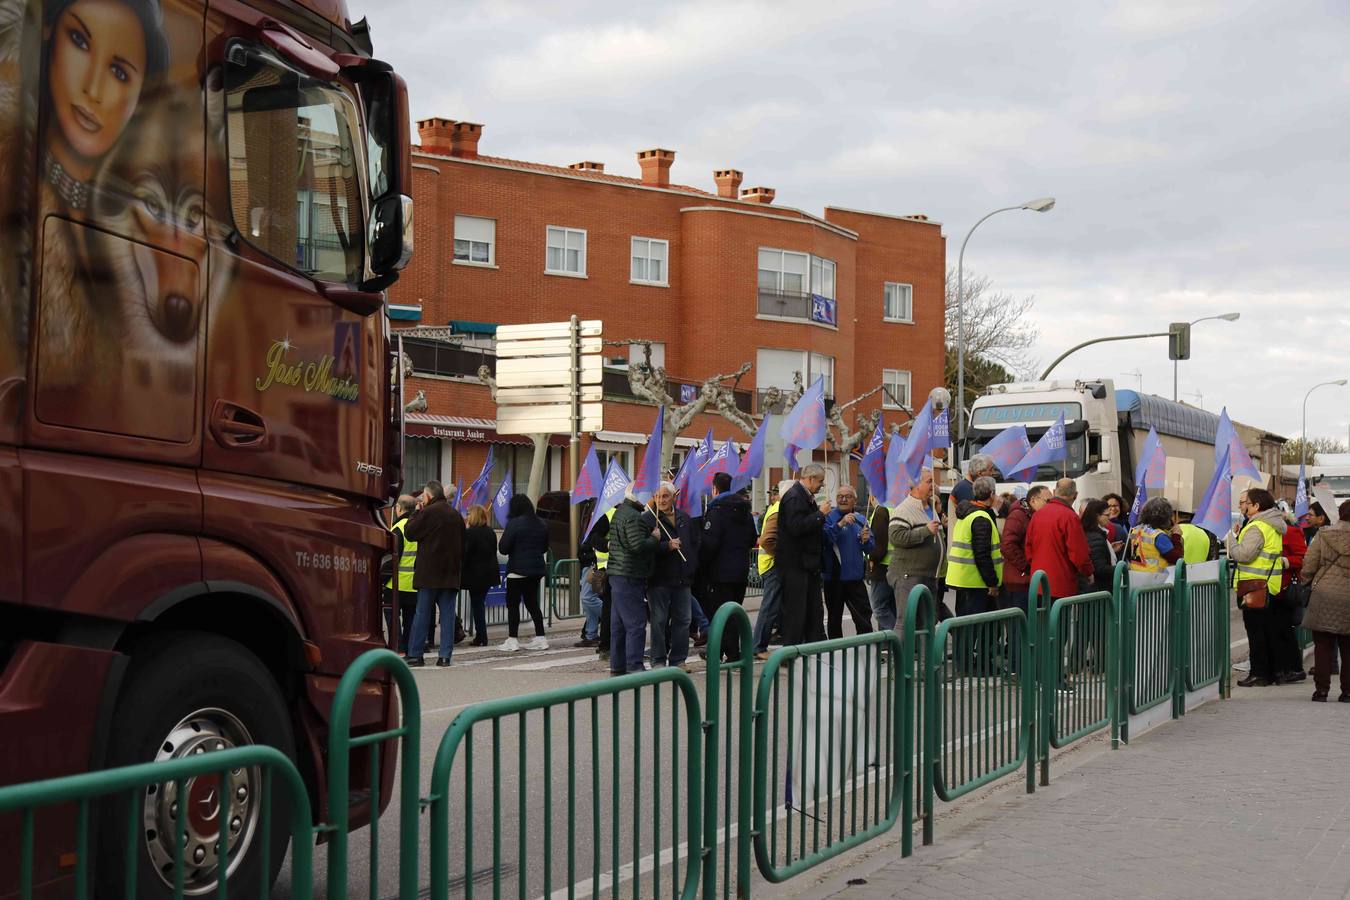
1128, 525, 1168, 573
878, 506, 893, 567
1235, 519, 1283, 593
594, 508, 617, 568
386, 518, 417, 592
1178, 523, 1211, 565
757, 502, 781, 575
947, 506, 1003, 589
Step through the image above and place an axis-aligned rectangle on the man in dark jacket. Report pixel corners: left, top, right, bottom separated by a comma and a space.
607, 490, 661, 674
644, 481, 701, 669
404, 480, 466, 667
776, 463, 830, 645
823, 484, 875, 638
1000, 485, 1049, 615
698, 472, 758, 660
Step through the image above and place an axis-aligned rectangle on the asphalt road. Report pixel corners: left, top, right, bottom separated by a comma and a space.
268, 587, 1196, 900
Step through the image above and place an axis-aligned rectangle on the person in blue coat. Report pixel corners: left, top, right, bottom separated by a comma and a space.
822, 484, 876, 639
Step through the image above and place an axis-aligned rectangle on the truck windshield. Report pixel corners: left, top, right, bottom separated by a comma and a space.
225, 44, 365, 284
967, 428, 1090, 481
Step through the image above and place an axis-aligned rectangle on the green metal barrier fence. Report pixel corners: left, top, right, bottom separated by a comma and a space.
751, 628, 904, 882
2, 562, 1240, 899
548, 557, 586, 622
925, 606, 1034, 812
427, 667, 704, 900
0, 745, 314, 900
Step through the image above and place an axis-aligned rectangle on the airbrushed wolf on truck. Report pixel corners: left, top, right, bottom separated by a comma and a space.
0, 0, 413, 894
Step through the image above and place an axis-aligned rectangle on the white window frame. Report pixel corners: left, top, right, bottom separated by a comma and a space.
545, 225, 587, 277
758, 248, 809, 295
810, 257, 836, 301
882, 369, 912, 410
883, 282, 913, 323
453, 215, 496, 267
757, 348, 835, 400
809, 353, 834, 399
630, 237, 669, 287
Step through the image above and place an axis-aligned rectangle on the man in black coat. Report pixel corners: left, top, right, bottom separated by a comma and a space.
404, 480, 465, 666
698, 472, 758, 661
776, 463, 829, 646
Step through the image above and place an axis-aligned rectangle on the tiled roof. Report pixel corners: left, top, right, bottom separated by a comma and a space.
416, 148, 715, 197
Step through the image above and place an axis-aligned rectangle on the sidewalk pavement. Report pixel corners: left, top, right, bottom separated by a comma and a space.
799, 679, 1350, 900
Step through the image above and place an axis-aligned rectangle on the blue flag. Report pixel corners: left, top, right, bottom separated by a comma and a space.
681, 440, 730, 518
899, 398, 935, 481
492, 471, 514, 528
979, 425, 1032, 479
632, 406, 665, 504
1294, 462, 1309, 520
733, 415, 770, 493
572, 445, 604, 505
451, 477, 465, 515
930, 407, 951, 452
778, 377, 827, 472
1215, 408, 1262, 482
1128, 427, 1166, 527
884, 433, 911, 507
585, 459, 632, 540
700, 429, 715, 459
1193, 446, 1233, 539
1005, 412, 1067, 483
859, 416, 887, 502
465, 446, 494, 509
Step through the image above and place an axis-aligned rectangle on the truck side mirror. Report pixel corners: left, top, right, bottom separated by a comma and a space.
365, 193, 413, 288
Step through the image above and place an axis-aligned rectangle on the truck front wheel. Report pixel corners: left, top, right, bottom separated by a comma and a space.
97, 633, 296, 897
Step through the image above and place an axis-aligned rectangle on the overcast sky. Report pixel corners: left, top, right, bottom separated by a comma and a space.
364, 0, 1350, 444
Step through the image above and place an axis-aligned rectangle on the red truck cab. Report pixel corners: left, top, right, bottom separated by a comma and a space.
0, 0, 411, 893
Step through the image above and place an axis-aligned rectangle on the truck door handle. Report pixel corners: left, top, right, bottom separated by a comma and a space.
210, 400, 268, 448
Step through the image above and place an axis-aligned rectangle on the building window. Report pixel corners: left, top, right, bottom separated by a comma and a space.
810, 257, 836, 300
884, 282, 913, 322
756, 348, 835, 411
453, 215, 495, 265
594, 446, 633, 476
403, 438, 442, 493
631, 237, 668, 285
758, 248, 836, 325
882, 369, 911, 410
546, 226, 587, 276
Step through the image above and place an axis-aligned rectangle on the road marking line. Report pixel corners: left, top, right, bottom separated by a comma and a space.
496, 654, 606, 672
446, 648, 584, 668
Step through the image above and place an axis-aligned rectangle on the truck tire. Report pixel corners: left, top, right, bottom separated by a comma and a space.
96, 632, 296, 898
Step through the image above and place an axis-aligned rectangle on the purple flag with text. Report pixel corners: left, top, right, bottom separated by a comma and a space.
732, 415, 770, 493
859, 416, 887, 502
451, 477, 465, 515
1128, 427, 1166, 526
778, 377, 826, 473
899, 399, 935, 480
1215, 408, 1262, 482
571, 445, 604, 505
492, 472, 514, 528
632, 406, 665, 504
585, 459, 632, 540
1294, 463, 1309, 520
681, 440, 730, 517
1005, 412, 1067, 483
465, 446, 494, 508
930, 407, 951, 453
884, 433, 911, 507
1193, 447, 1233, 539
979, 425, 1032, 479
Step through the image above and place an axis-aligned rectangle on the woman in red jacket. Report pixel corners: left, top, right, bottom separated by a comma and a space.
1274, 501, 1308, 683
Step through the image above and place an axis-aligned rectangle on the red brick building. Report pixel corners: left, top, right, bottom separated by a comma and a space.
389, 119, 946, 504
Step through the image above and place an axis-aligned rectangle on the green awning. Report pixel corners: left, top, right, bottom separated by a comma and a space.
449, 320, 498, 335
387, 304, 422, 321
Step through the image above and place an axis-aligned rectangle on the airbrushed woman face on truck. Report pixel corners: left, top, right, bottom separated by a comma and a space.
44, 0, 166, 182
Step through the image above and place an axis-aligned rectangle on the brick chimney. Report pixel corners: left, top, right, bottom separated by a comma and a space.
449, 122, 483, 159
569, 161, 606, 173
416, 118, 456, 154
739, 186, 776, 205
714, 168, 743, 199
637, 148, 675, 188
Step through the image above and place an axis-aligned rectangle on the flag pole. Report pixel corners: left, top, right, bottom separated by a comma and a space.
649, 497, 688, 562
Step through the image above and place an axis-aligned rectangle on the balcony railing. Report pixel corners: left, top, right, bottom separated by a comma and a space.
757, 288, 837, 326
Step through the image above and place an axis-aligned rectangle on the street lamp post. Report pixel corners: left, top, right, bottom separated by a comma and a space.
1174, 312, 1240, 401
955, 197, 1055, 460
1302, 379, 1349, 470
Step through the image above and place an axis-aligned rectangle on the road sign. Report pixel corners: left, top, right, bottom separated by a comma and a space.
495, 355, 602, 387
496, 320, 602, 341
498, 403, 604, 434
496, 337, 604, 358
495, 385, 603, 405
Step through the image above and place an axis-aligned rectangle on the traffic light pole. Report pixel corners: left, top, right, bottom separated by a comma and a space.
1039, 330, 1171, 381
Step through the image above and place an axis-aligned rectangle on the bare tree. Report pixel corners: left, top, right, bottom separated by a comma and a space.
945, 269, 1038, 395
1282, 436, 1349, 465
617, 340, 756, 468
825, 383, 898, 480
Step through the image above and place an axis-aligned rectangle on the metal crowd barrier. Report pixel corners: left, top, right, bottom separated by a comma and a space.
0, 560, 1236, 899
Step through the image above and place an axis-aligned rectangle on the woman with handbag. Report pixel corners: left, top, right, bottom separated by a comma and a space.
1226, 489, 1288, 688
1300, 499, 1350, 702
1272, 501, 1309, 684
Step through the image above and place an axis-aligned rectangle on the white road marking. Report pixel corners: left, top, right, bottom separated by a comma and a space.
496, 653, 608, 672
